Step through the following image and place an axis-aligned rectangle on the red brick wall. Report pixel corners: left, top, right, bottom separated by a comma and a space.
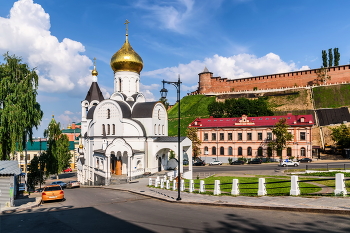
197, 65, 350, 94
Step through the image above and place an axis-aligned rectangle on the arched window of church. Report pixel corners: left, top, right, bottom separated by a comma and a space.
112, 124, 115, 135
158, 109, 161, 120
162, 125, 164, 135
107, 124, 110, 135
96, 158, 99, 168
102, 124, 105, 135
154, 124, 157, 135
119, 78, 122, 92
158, 124, 160, 134
107, 109, 110, 119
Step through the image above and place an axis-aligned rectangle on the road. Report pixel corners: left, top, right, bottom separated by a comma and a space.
2, 187, 350, 233
188, 161, 350, 175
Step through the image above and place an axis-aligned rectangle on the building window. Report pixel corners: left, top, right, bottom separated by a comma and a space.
220, 133, 224, 141
154, 124, 157, 134
102, 124, 105, 135
267, 132, 272, 140
247, 133, 252, 140
220, 147, 224, 155
300, 132, 306, 140
112, 124, 115, 135
238, 133, 242, 141
258, 133, 263, 140
212, 147, 216, 155
204, 147, 208, 155
301, 147, 306, 156
107, 124, 110, 135
258, 147, 263, 156
212, 133, 216, 141
228, 147, 233, 155
267, 147, 272, 157
158, 124, 161, 134
238, 147, 242, 156
228, 133, 232, 140
204, 133, 208, 141
287, 147, 292, 157
107, 109, 110, 119
247, 147, 252, 156
162, 125, 164, 135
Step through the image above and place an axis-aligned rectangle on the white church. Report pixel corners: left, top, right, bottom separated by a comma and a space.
77, 23, 192, 185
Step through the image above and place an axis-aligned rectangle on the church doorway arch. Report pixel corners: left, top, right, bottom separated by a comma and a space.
116, 151, 122, 175
110, 152, 116, 174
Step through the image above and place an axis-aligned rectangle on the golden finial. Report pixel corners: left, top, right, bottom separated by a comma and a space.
92, 57, 98, 76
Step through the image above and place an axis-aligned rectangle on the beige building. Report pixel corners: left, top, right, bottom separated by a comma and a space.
189, 114, 313, 163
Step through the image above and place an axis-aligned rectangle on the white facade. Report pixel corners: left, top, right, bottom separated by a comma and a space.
77, 35, 192, 185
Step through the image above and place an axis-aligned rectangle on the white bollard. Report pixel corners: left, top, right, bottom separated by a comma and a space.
214, 180, 221, 195
166, 180, 170, 189
258, 178, 267, 196
181, 179, 185, 191
231, 179, 239, 195
169, 175, 173, 181
173, 180, 177, 190
149, 178, 153, 186
163, 175, 167, 181
335, 173, 347, 196
160, 179, 164, 189
200, 180, 205, 193
189, 180, 194, 193
155, 176, 160, 187
290, 175, 300, 196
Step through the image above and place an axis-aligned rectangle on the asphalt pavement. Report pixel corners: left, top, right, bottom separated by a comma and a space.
2, 159, 350, 215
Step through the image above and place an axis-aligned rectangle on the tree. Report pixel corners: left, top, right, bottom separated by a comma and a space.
207, 101, 225, 118
44, 117, 71, 178
159, 97, 169, 110
186, 127, 201, 159
330, 124, 350, 149
268, 118, 293, 158
328, 48, 333, 67
322, 50, 328, 67
27, 154, 46, 191
315, 67, 331, 85
0, 53, 43, 160
334, 48, 340, 66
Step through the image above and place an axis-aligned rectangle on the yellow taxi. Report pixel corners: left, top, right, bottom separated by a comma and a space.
42, 185, 65, 203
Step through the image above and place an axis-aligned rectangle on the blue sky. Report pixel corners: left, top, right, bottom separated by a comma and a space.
1, 0, 350, 137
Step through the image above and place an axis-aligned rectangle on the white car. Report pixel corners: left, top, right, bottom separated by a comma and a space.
209, 160, 223, 165
279, 160, 299, 167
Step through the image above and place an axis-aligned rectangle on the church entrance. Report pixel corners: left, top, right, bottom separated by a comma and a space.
116, 159, 122, 175
158, 157, 162, 172
110, 152, 122, 175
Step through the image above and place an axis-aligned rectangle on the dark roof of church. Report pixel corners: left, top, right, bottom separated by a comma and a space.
87, 106, 96, 119
115, 101, 131, 118
85, 82, 104, 102
131, 102, 158, 118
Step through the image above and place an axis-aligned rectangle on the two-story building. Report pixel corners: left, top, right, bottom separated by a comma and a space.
189, 113, 313, 163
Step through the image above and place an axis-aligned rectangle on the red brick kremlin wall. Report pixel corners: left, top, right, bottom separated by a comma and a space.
196, 65, 350, 94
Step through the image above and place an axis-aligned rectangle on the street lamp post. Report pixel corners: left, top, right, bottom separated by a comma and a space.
160, 76, 182, 201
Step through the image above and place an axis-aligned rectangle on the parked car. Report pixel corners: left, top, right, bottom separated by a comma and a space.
18, 183, 25, 191
193, 160, 206, 166
51, 181, 67, 188
67, 181, 80, 189
279, 160, 300, 167
42, 185, 64, 203
209, 160, 222, 165
63, 168, 72, 172
230, 160, 245, 165
297, 158, 312, 163
248, 158, 262, 164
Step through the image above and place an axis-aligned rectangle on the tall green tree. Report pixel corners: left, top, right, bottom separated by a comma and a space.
330, 124, 350, 149
27, 155, 46, 191
328, 48, 333, 67
0, 53, 43, 160
268, 118, 293, 158
322, 50, 328, 67
207, 101, 225, 118
186, 127, 201, 159
44, 117, 71, 178
315, 67, 331, 85
334, 48, 340, 66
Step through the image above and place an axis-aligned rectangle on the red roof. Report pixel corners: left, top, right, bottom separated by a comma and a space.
189, 114, 314, 128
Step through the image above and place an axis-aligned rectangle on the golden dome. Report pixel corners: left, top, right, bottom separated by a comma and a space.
92, 68, 98, 76
110, 36, 143, 74
79, 144, 83, 149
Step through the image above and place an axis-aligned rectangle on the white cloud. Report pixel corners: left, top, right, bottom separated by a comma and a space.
0, 0, 92, 94
140, 83, 159, 101
143, 52, 310, 85
56, 113, 80, 128
64, 110, 74, 115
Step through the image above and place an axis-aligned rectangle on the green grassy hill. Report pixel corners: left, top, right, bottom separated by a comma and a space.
167, 95, 216, 136
313, 84, 350, 108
